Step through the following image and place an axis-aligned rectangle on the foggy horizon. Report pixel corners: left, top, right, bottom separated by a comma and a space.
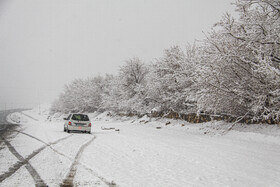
0, 0, 236, 110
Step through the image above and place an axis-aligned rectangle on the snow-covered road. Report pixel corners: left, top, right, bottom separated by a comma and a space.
0, 110, 280, 187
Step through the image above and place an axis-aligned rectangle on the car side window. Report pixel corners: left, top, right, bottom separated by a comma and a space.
66, 114, 71, 120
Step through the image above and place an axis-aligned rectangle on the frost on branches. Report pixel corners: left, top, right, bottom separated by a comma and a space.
145, 45, 198, 114
198, 0, 280, 121
51, 0, 280, 124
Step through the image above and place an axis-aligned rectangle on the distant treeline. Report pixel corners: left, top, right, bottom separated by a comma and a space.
51, 0, 280, 124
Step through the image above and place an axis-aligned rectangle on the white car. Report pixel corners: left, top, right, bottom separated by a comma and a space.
64, 113, 91, 134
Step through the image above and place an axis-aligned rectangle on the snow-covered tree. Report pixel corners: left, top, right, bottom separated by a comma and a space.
118, 57, 149, 114
51, 0, 280, 124
197, 0, 280, 121
101, 74, 123, 112
146, 45, 198, 114
100, 58, 150, 114
51, 76, 106, 113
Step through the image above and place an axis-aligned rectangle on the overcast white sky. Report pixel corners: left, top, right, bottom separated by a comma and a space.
0, 0, 236, 110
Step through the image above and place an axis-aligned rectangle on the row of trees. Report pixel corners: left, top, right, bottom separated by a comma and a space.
51, 0, 280, 123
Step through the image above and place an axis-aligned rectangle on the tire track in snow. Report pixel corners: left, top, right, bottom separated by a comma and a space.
2, 129, 117, 187
60, 135, 117, 187
61, 136, 96, 187
0, 137, 47, 186
15, 130, 49, 145
0, 128, 22, 151
77, 162, 118, 187
0, 134, 72, 186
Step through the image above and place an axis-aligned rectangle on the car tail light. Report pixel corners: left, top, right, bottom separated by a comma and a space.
68, 122, 72, 126
88, 123, 91, 127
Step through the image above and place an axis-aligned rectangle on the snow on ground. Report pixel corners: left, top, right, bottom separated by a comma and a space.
0, 146, 18, 176
0, 164, 35, 187
80, 118, 280, 187
1, 108, 280, 187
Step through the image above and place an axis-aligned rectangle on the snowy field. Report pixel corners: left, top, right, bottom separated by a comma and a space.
1, 108, 280, 186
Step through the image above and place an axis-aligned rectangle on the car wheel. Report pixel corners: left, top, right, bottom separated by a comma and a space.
67, 128, 70, 133
88, 131, 91, 134
64, 127, 66, 132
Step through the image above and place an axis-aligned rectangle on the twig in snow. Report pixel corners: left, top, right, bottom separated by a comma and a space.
223, 111, 250, 134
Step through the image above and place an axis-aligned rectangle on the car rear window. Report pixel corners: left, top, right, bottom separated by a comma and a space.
71, 114, 89, 121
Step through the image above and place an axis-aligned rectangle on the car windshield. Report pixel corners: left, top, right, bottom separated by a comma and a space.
71, 114, 89, 121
